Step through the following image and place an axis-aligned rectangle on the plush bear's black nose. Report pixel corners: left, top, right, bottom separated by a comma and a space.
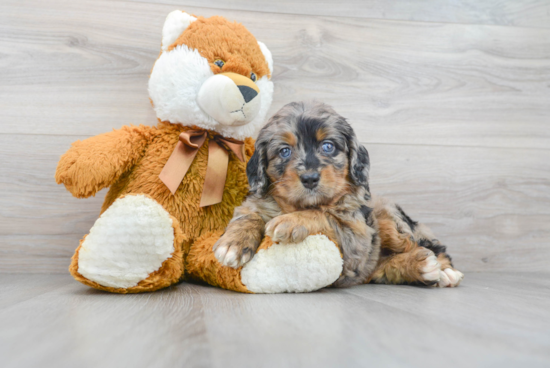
238, 85, 258, 103
300, 172, 320, 189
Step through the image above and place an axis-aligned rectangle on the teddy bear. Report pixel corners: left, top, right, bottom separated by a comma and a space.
55, 10, 343, 294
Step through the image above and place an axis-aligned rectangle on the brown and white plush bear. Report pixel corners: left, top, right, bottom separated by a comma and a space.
55, 11, 343, 294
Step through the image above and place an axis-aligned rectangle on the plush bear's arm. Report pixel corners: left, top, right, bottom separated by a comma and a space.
55, 125, 151, 198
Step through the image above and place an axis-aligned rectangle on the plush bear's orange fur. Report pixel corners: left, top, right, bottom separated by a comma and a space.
56, 123, 255, 293
186, 230, 252, 293
169, 16, 271, 79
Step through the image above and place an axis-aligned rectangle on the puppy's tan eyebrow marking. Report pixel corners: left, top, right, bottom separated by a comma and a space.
281, 131, 297, 146
316, 128, 327, 142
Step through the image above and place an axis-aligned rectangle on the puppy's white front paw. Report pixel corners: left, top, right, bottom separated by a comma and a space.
265, 215, 309, 243
213, 239, 254, 269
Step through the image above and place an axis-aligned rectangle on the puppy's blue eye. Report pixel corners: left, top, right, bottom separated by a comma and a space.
214, 59, 225, 68
322, 141, 335, 153
279, 147, 291, 158
250, 72, 257, 82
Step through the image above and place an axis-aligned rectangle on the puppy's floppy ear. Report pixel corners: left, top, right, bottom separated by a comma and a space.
247, 141, 271, 196
347, 131, 371, 196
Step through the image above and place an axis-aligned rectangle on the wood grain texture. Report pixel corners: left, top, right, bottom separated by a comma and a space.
0, 0, 549, 274
122, 0, 550, 29
0, 273, 549, 368
1, 0, 549, 148
1, 134, 548, 273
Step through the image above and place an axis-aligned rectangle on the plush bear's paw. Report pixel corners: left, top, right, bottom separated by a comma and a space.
241, 235, 343, 293
437, 268, 464, 288
77, 194, 176, 289
265, 214, 310, 243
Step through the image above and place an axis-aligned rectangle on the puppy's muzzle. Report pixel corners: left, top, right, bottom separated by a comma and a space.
300, 172, 320, 189
197, 72, 261, 127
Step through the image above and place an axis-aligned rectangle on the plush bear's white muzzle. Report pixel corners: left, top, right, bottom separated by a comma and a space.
197, 72, 262, 126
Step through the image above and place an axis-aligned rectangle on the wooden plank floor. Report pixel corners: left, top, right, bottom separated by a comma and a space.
0, 273, 549, 368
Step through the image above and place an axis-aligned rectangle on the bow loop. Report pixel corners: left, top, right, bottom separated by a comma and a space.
159, 129, 246, 207
179, 130, 207, 148
215, 136, 246, 163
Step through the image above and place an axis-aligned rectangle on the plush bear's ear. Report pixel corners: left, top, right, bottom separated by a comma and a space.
257, 41, 273, 78
161, 10, 197, 51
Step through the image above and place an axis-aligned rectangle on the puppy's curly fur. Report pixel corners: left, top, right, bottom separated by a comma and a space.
214, 101, 464, 288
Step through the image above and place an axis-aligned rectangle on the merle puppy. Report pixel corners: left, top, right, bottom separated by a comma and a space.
213, 101, 463, 288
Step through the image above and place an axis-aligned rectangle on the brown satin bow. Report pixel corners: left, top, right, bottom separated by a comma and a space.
159, 130, 245, 207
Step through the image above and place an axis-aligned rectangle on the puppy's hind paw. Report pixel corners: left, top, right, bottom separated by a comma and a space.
420, 252, 442, 285
437, 268, 464, 288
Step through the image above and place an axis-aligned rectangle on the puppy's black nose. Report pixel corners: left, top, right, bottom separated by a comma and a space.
238, 85, 258, 103
300, 172, 320, 189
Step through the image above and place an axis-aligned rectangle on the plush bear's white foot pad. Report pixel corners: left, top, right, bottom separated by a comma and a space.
241, 235, 343, 293
78, 194, 175, 289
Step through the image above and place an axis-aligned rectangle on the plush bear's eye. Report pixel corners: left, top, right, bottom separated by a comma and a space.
214, 59, 225, 68
250, 72, 257, 82
321, 141, 335, 154
279, 147, 291, 159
